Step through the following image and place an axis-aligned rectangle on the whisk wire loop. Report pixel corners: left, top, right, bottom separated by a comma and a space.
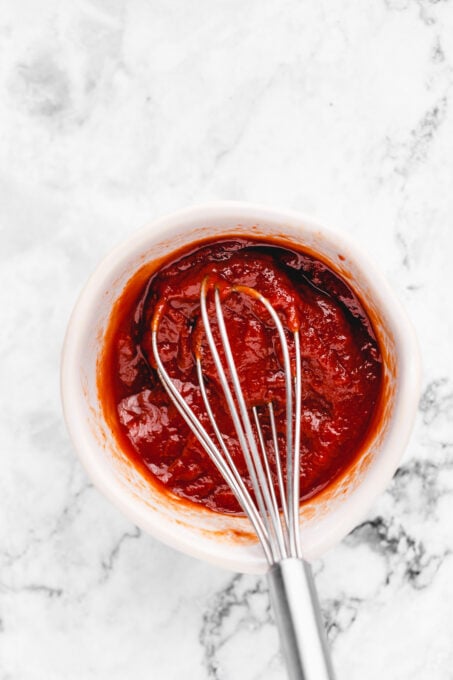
152, 277, 303, 566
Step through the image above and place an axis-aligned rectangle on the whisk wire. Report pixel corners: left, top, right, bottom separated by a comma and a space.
293, 330, 302, 557
268, 401, 290, 533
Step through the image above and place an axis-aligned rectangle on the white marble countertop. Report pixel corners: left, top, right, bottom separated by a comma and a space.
1, 1, 453, 678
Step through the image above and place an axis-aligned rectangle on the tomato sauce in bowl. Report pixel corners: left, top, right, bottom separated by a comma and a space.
98, 237, 383, 515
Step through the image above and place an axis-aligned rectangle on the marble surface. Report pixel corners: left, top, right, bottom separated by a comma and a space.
1, 1, 453, 678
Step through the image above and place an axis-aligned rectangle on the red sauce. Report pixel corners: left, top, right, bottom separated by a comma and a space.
99, 238, 382, 514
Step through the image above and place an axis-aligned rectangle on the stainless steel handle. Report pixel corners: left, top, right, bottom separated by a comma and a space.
267, 558, 336, 680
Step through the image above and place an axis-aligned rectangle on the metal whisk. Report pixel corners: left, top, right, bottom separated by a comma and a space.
152, 276, 335, 680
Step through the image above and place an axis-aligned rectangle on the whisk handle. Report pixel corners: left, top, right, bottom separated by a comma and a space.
267, 558, 335, 680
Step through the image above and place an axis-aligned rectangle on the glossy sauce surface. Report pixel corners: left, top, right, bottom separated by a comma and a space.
99, 238, 382, 514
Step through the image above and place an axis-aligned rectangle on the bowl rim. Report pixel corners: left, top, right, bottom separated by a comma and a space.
61, 200, 421, 572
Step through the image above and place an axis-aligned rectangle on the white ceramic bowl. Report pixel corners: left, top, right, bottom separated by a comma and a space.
61, 202, 421, 573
